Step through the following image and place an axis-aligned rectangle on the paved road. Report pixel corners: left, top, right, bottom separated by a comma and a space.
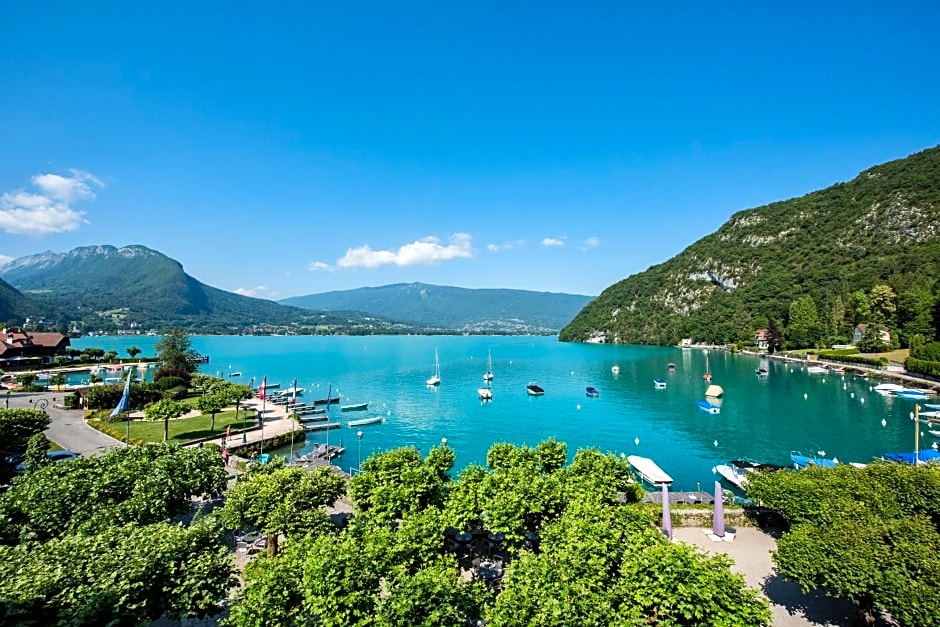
7, 390, 123, 456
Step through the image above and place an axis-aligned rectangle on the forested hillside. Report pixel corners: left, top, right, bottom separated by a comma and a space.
560, 146, 940, 348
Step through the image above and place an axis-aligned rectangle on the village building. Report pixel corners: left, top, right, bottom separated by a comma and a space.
0, 329, 71, 370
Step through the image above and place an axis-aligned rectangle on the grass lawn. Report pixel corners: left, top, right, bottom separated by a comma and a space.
94, 409, 258, 444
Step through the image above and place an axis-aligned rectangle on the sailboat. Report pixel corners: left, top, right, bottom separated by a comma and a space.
483, 349, 494, 382
426, 348, 441, 386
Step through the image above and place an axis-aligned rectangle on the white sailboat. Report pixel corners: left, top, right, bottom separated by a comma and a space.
483, 349, 494, 382
426, 348, 441, 386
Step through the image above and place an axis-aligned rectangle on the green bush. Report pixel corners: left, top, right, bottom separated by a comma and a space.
84, 382, 163, 410
905, 357, 940, 378
817, 348, 861, 357
62, 394, 78, 409
155, 376, 186, 391
164, 385, 189, 400
912, 342, 940, 362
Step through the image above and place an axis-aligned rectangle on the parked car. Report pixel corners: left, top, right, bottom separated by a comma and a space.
14, 450, 79, 474
4, 453, 26, 467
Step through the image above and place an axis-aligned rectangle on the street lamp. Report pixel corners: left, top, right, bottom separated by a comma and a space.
357, 430, 363, 472
29, 398, 49, 413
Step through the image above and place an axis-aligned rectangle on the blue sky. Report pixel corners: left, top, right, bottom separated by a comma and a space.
1, 2, 938, 300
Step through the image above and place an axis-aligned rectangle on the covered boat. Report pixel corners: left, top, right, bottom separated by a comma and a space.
791, 453, 838, 469
626, 455, 673, 486
585, 386, 600, 397
653, 378, 666, 389
697, 400, 721, 414
527, 383, 545, 396
883, 449, 940, 464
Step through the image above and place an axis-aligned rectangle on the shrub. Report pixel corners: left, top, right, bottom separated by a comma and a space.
153, 369, 192, 384
163, 385, 189, 400
155, 376, 186, 391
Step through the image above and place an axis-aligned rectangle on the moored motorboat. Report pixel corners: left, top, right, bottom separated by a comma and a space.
895, 389, 930, 400
304, 422, 342, 431
341, 402, 369, 411
611, 365, 620, 374
585, 386, 599, 398
755, 367, 768, 376
791, 452, 838, 469
873, 383, 905, 395
626, 455, 673, 486
347, 415, 383, 427
653, 378, 666, 389
478, 387, 493, 401
697, 400, 721, 414
806, 365, 827, 374
313, 396, 340, 405
526, 383, 545, 396
882, 449, 940, 464
714, 459, 785, 490
705, 384, 724, 398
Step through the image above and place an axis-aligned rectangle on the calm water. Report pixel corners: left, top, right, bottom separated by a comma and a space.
73, 335, 932, 490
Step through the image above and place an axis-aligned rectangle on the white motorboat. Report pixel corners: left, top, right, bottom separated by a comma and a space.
806, 365, 827, 374
626, 455, 673, 486
478, 387, 492, 401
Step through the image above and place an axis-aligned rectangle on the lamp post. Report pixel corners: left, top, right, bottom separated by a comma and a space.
357, 430, 363, 473
29, 398, 49, 413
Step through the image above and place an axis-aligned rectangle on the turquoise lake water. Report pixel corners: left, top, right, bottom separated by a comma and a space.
72, 335, 934, 490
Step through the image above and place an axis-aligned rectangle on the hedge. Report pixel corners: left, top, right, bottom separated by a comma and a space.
84, 382, 164, 410
816, 348, 861, 357
828, 354, 887, 367
87, 418, 148, 446
905, 357, 940, 379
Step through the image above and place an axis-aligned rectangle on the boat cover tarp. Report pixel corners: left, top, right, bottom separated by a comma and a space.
883, 450, 940, 464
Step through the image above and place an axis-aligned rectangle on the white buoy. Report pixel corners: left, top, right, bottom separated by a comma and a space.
851, 392, 855, 398
634, 437, 640, 446
576, 404, 581, 410
881, 418, 887, 427
861, 397, 866, 403
910, 412, 915, 420
869, 386, 873, 391
818, 450, 825, 456
571, 371, 575, 375
714, 440, 718, 447
804, 393, 808, 400
933, 442, 938, 450
843, 383, 847, 390
823, 378, 826, 383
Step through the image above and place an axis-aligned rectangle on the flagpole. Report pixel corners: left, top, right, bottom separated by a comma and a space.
260, 376, 267, 456
325, 381, 331, 462
289, 378, 297, 460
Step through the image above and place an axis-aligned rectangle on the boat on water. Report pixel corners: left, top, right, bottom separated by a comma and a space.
714, 459, 785, 490
806, 365, 827, 374
611, 365, 620, 374
341, 402, 369, 412
667, 363, 676, 371
347, 415, 383, 427
298, 414, 329, 423
272, 386, 304, 398
705, 384, 724, 398
427, 348, 441, 386
791, 452, 838, 469
697, 400, 721, 414
478, 387, 493, 401
483, 349, 494, 382
653, 378, 666, 389
873, 383, 905, 395
626, 455, 673, 486
925, 403, 940, 410
883, 449, 940, 464
527, 383, 545, 396
313, 396, 340, 405
895, 389, 930, 400
755, 367, 769, 376
585, 386, 600, 398
229, 371, 241, 377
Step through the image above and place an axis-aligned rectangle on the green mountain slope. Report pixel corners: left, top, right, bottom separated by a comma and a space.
282, 283, 594, 332
0, 277, 51, 325
560, 145, 940, 345
0, 245, 396, 334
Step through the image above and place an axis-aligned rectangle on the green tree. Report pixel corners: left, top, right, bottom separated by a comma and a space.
851, 290, 871, 325
126, 346, 141, 359
0, 408, 50, 452
746, 463, 940, 625
22, 433, 50, 474
787, 295, 822, 348
221, 465, 346, 556
104, 350, 118, 363
144, 398, 188, 442
898, 283, 936, 344
155, 329, 200, 375
195, 389, 228, 432
14, 373, 38, 388
869, 284, 897, 326
49, 372, 66, 390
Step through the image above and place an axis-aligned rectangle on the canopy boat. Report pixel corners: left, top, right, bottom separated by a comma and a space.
697, 400, 721, 414
626, 455, 673, 486
791, 452, 838, 469
483, 349, 494, 382
347, 415, 383, 427
478, 387, 493, 401
341, 402, 369, 412
653, 378, 666, 389
527, 383, 545, 396
873, 383, 905, 395
426, 348, 441, 386
585, 386, 600, 398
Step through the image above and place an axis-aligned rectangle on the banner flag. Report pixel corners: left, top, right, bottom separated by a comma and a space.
258, 376, 266, 400
109, 372, 132, 418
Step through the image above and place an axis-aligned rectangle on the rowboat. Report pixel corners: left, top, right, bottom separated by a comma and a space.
626, 455, 673, 486
347, 416, 383, 427
341, 402, 369, 412
313, 396, 340, 405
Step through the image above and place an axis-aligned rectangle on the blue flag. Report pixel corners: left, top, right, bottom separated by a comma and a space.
110, 372, 132, 418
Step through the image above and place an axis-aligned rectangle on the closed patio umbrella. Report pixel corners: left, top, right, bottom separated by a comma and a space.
662, 483, 672, 540
713, 480, 725, 538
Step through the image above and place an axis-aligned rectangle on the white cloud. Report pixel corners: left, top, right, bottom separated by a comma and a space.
580, 236, 600, 250
0, 254, 13, 266
337, 233, 474, 269
308, 261, 332, 272
541, 237, 565, 247
0, 169, 102, 235
234, 285, 279, 299
487, 239, 525, 252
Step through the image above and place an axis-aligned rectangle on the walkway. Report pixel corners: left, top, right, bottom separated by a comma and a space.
8, 390, 123, 456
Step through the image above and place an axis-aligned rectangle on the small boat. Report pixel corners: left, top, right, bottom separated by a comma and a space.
585, 386, 600, 398
341, 402, 369, 412
250, 453, 270, 465
755, 367, 769, 376
705, 384, 724, 398
882, 449, 940, 464
806, 365, 827, 374
229, 371, 241, 377
925, 403, 940, 410
478, 387, 493, 401
653, 378, 666, 389
272, 386, 304, 398
312, 396, 340, 405
791, 452, 838, 469
714, 459, 785, 490
928, 429, 940, 437
626, 455, 673, 486
483, 349, 494, 382
697, 400, 721, 414
611, 365, 620, 374
304, 422, 342, 432
873, 383, 905, 394
347, 416, 384, 427
667, 363, 676, 371
527, 383, 545, 396
298, 414, 329, 423
427, 348, 441, 386
896, 389, 930, 400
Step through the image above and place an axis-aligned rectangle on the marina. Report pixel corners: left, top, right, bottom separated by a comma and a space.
71, 335, 940, 490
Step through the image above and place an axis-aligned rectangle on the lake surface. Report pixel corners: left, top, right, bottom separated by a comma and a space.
72, 335, 933, 490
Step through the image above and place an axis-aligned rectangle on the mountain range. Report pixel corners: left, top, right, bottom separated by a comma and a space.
281, 283, 592, 333
560, 145, 940, 345
0, 247, 591, 334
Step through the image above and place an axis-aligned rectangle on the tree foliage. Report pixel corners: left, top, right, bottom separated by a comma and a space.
155, 328, 200, 374
0, 408, 50, 452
